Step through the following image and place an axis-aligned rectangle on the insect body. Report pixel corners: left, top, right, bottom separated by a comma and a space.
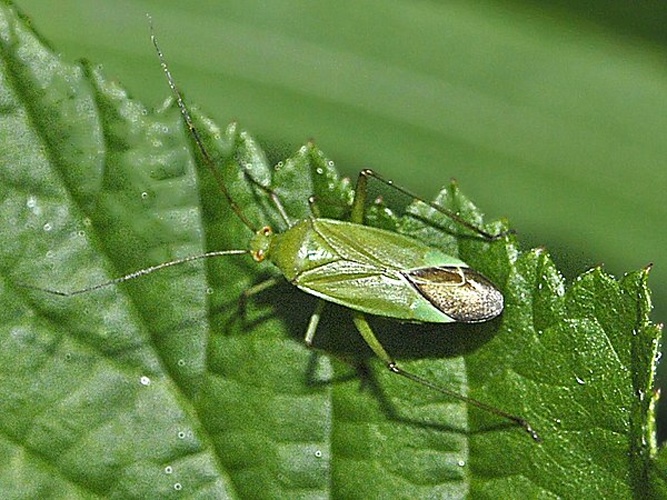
231, 175, 538, 440
256, 218, 503, 324
24, 23, 539, 442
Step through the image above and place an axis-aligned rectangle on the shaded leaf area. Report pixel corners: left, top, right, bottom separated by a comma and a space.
0, 3, 662, 499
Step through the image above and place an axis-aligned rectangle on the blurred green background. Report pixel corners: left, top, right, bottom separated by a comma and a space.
16, 0, 667, 439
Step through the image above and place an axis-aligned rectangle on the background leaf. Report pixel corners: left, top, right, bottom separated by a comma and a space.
15, 0, 667, 439
0, 2, 663, 499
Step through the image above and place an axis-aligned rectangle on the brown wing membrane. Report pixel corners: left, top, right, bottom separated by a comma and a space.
403, 266, 504, 322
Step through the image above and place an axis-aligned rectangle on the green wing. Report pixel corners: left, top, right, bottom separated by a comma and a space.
292, 219, 469, 322
271, 218, 498, 323
293, 259, 452, 323
312, 219, 467, 270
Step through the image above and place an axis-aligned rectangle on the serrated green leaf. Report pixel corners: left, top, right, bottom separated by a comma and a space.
0, 3, 663, 499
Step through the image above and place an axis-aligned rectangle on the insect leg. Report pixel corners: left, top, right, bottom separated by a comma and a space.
351, 311, 540, 441
304, 300, 326, 346
307, 196, 321, 218
350, 312, 394, 364
241, 173, 292, 227
359, 169, 511, 240
349, 170, 371, 224
238, 277, 282, 319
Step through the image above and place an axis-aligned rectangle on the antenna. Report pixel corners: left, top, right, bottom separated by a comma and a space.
148, 16, 258, 232
19, 250, 249, 296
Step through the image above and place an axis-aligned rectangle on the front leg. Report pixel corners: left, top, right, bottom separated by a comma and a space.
350, 170, 372, 224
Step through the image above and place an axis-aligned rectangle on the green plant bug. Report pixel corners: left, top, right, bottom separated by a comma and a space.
23, 22, 539, 442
